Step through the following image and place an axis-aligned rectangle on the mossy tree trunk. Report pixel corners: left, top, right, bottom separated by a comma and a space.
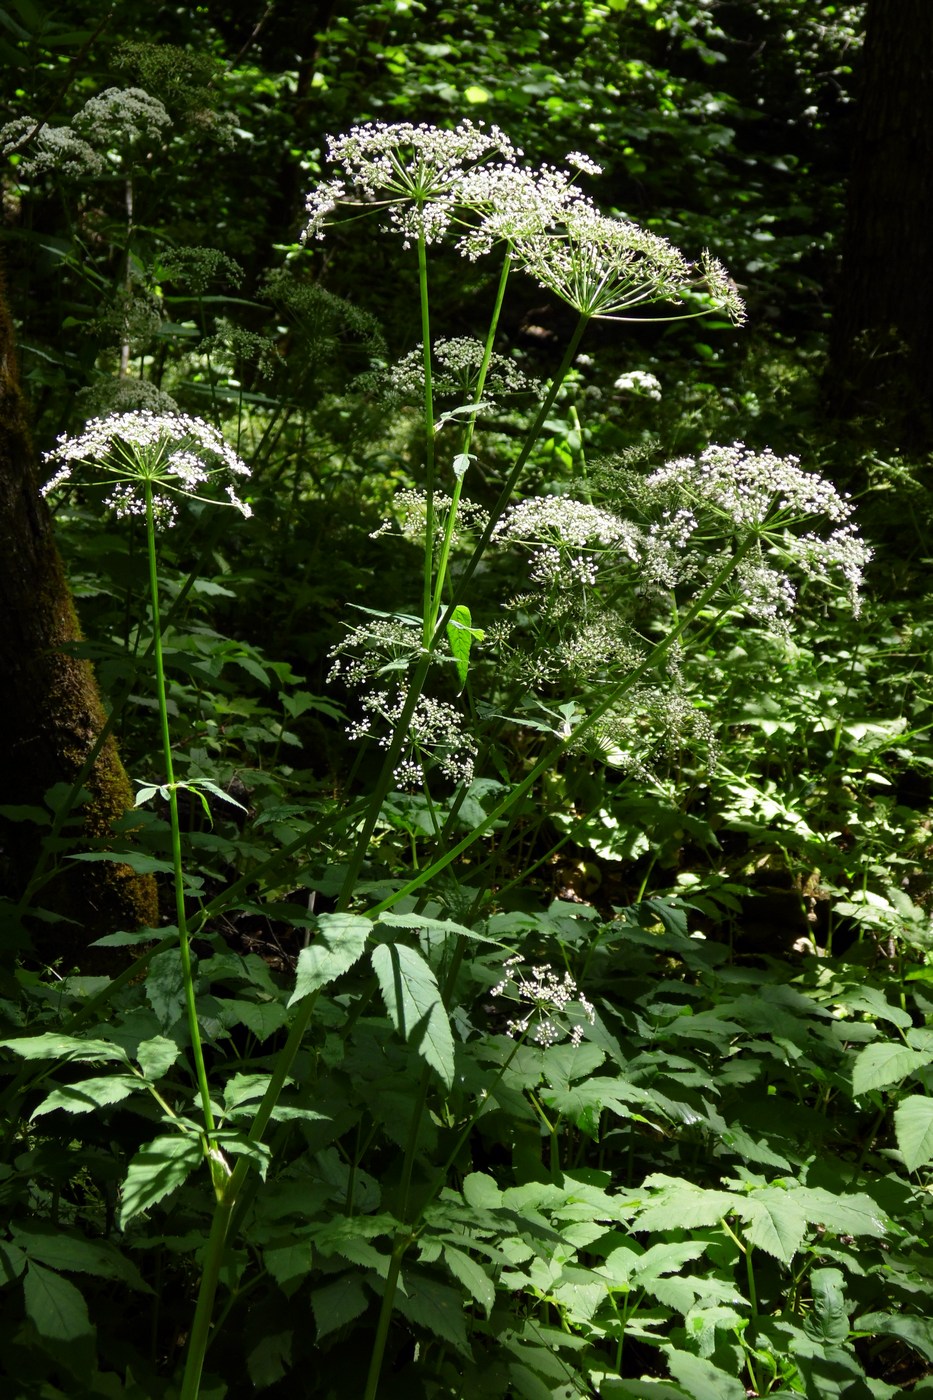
0, 265, 158, 956
829, 0, 933, 447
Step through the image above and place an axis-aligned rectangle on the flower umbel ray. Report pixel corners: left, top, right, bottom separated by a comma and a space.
514, 206, 746, 324
42, 410, 251, 525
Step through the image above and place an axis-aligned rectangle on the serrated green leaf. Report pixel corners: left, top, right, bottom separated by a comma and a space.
372, 941, 455, 1088
666, 1349, 747, 1400
23, 1262, 93, 1341
289, 913, 370, 1006
11, 1222, 150, 1292
0, 1241, 26, 1283
31, 1075, 139, 1118
228, 999, 289, 1041
69, 851, 176, 875
146, 949, 186, 1029
247, 1329, 292, 1390
852, 1042, 933, 1095
0, 1033, 129, 1064
396, 1273, 470, 1355
792, 1186, 888, 1238
894, 1095, 933, 1171
136, 1035, 180, 1082
443, 1244, 495, 1314
311, 1274, 370, 1340
737, 1190, 808, 1263
462, 1173, 501, 1209
119, 1135, 202, 1228
635, 1179, 735, 1232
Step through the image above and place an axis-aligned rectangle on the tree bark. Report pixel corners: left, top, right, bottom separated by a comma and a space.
829, 0, 933, 446
0, 263, 158, 957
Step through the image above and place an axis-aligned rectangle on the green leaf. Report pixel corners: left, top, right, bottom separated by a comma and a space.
247, 1330, 292, 1390
136, 1035, 180, 1081
396, 1273, 470, 1355
289, 913, 370, 1006
31, 1075, 139, 1118
737, 1190, 808, 1263
852, 1042, 933, 1095
792, 1186, 888, 1239
443, 1244, 495, 1315
119, 1134, 202, 1228
371, 941, 455, 1088
311, 1274, 370, 1340
146, 949, 186, 1029
69, 851, 176, 875
894, 1095, 933, 1171
666, 1350, 746, 1400
635, 1178, 735, 1231
11, 1222, 150, 1292
0, 1033, 129, 1064
228, 999, 289, 1041
855, 1311, 933, 1364
23, 1262, 93, 1342
446, 604, 482, 689
805, 1267, 850, 1344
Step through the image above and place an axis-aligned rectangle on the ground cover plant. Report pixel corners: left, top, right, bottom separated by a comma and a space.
3, 7, 933, 1400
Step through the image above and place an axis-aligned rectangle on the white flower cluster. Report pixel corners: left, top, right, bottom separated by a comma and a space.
493, 496, 640, 589
348, 689, 477, 788
42, 410, 251, 525
491, 956, 595, 1048
2, 87, 170, 179
369, 489, 489, 552
613, 369, 663, 401
71, 87, 171, 152
644, 442, 872, 614
327, 617, 424, 688
385, 337, 537, 404
302, 120, 744, 326
0, 117, 104, 178
455, 160, 596, 260
303, 119, 515, 247
513, 205, 745, 325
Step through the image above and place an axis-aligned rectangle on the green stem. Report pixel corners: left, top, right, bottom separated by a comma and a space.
144, 487, 216, 1160
427, 250, 513, 636
418, 231, 436, 648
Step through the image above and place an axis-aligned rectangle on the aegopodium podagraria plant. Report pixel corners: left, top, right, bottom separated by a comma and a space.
42, 409, 252, 1199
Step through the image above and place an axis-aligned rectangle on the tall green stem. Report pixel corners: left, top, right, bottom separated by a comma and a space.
418, 232, 436, 646
143, 487, 216, 1160
427, 250, 513, 636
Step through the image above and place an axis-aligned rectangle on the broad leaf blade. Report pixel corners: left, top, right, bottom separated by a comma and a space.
852, 1042, 933, 1096
894, 1094, 933, 1172
371, 942, 455, 1088
289, 913, 370, 1006
119, 1135, 202, 1228
23, 1262, 93, 1342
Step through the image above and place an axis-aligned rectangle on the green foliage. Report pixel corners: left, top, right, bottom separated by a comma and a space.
5, 3, 933, 1399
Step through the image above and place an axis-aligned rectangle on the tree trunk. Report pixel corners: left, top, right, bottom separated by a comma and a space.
0, 263, 158, 958
829, 0, 933, 447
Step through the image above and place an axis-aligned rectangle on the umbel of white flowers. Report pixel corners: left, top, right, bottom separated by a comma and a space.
302, 119, 746, 326
42, 410, 251, 526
